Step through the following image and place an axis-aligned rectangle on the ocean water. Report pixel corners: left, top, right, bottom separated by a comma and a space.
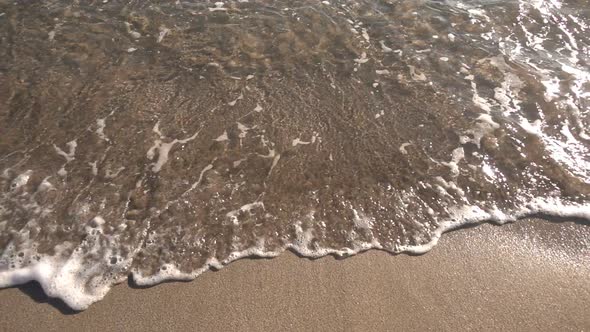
0, 0, 589, 310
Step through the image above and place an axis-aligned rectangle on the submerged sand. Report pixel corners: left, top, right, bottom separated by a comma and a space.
0, 218, 588, 331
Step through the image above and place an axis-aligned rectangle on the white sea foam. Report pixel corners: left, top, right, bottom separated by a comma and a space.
2, 196, 585, 310
131, 197, 590, 285
147, 122, 201, 173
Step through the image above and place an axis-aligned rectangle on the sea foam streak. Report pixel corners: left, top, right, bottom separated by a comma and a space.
1, 0, 589, 310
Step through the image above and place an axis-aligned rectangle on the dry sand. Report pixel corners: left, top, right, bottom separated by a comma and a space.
0, 218, 588, 331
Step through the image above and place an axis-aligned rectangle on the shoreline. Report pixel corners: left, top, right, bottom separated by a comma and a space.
1, 218, 589, 331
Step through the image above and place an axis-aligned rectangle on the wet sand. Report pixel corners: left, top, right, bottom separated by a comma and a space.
0, 218, 588, 331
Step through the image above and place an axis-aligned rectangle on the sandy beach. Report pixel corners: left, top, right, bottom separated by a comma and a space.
1, 218, 588, 331
1, 2, 589, 331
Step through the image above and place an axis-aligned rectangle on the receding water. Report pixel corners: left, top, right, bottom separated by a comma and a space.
0, 0, 589, 310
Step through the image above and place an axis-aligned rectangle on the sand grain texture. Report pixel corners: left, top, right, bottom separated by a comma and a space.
1, 218, 588, 331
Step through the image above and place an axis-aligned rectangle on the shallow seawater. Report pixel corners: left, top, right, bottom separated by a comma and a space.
0, 0, 589, 310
